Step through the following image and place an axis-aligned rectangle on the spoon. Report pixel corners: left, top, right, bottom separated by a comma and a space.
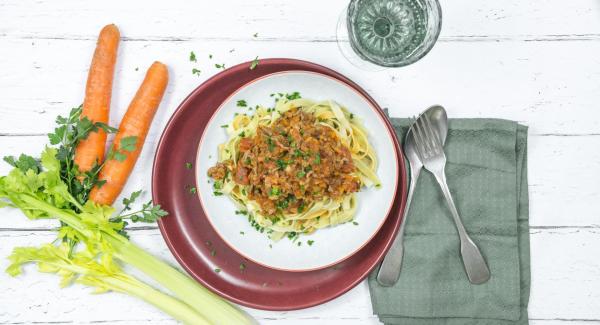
376, 106, 448, 286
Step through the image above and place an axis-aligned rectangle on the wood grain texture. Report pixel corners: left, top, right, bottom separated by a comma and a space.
1, 229, 599, 324
1, 0, 599, 41
1, 0, 599, 324
1, 38, 599, 135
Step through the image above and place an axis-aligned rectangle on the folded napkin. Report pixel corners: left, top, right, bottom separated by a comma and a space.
368, 118, 530, 325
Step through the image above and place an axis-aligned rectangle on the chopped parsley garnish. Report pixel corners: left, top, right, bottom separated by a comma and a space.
185, 162, 193, 169
275, 159, 287, 170
285, 92, 301, 100
240, 231, 245, 235
214, 268, 221, 273
297, 241, 302, 247
269, 187, 281, 196
253, 33, 258, 37
267, 137, 275, 152
314, 153, 321, 164
239, 131, 246, 137
296, 170, 306, 178
210, 249, 216, 256
239, 263, 246, 270
192, 68, 201, 76
189, 51, 197, 62
236, 99, 247, 107
352, 221, 359, 226
297, 202, 305, 213
292, 149, 304, 158
135, 67, 139, 71
250, 56, 259, 70
213, 191, 223, 196
349, 113, 354, 120
307, 240, 314, 246
208, 54, 213, 59
277, 200, 289, 210
188, 187, 197, 194
220, 124, 228, 128
215, 63, 225, 69
235, 210, 248, 215
213, 181, 223, 190
287, 231, 298, 240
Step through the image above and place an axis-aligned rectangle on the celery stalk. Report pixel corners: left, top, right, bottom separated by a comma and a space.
17, 194, 254, 325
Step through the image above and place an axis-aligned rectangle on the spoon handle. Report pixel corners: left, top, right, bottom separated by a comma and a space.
433, 169, 491, 284
376, 165, 420, 286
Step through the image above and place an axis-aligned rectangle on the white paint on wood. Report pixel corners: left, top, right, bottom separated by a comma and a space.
1, 229, 599, 324
1, 0, 599, 41
1, 39, 599, 135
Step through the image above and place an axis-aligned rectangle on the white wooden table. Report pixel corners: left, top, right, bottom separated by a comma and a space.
1, 1, 600, 324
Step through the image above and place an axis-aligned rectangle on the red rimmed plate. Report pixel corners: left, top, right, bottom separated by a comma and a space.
153, 58, 407, 310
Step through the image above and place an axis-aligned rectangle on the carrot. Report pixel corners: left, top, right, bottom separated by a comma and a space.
89, 62, 169, 205
74, 24, 120, 173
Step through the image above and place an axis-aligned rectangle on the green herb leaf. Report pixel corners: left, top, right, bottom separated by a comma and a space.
236, 99, 247, 107
189, 51, 197, 62
192, 68, 201, 76
121, 190, 142, 211
307, 240, 314, 246
119, 136, 138, 152
185, 162, 193, 169
285, 92, 301, 100
249, 56, 259, 70
3, 154, 41, 173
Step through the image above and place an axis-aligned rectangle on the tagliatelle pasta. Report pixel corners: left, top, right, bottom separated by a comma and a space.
208, 95, 380, 241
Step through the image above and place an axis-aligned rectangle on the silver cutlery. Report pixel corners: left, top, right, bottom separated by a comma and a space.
412, 113, 491, 284
376, 106, 448, 286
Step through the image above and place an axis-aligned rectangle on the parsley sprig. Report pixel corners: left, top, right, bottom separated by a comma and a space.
46, 105, 117, 205
109, 190, 168, 237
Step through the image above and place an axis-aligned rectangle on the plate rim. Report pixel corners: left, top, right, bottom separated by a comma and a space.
152, 58, 407, 310
194, 70, 400, 272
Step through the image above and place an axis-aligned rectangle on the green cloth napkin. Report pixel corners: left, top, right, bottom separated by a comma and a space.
368, 118, 530, 325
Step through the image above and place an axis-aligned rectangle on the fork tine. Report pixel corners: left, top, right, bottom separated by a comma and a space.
423, 113, 441, 154
417, 115, 434, 156
412, 116, 428, 158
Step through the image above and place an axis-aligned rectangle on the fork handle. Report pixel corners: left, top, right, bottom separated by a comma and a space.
433, 170, 491, 285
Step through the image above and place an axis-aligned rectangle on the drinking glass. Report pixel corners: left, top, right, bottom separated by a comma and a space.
337, 0, 442, 69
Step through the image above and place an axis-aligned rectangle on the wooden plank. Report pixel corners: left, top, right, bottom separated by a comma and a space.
0, 0, 599, 41
0, 228, 598, 323
1, 132, 598, 229
1, 38, 600, 135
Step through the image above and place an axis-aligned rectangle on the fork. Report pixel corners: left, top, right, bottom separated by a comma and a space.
412, 114, 491, 284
